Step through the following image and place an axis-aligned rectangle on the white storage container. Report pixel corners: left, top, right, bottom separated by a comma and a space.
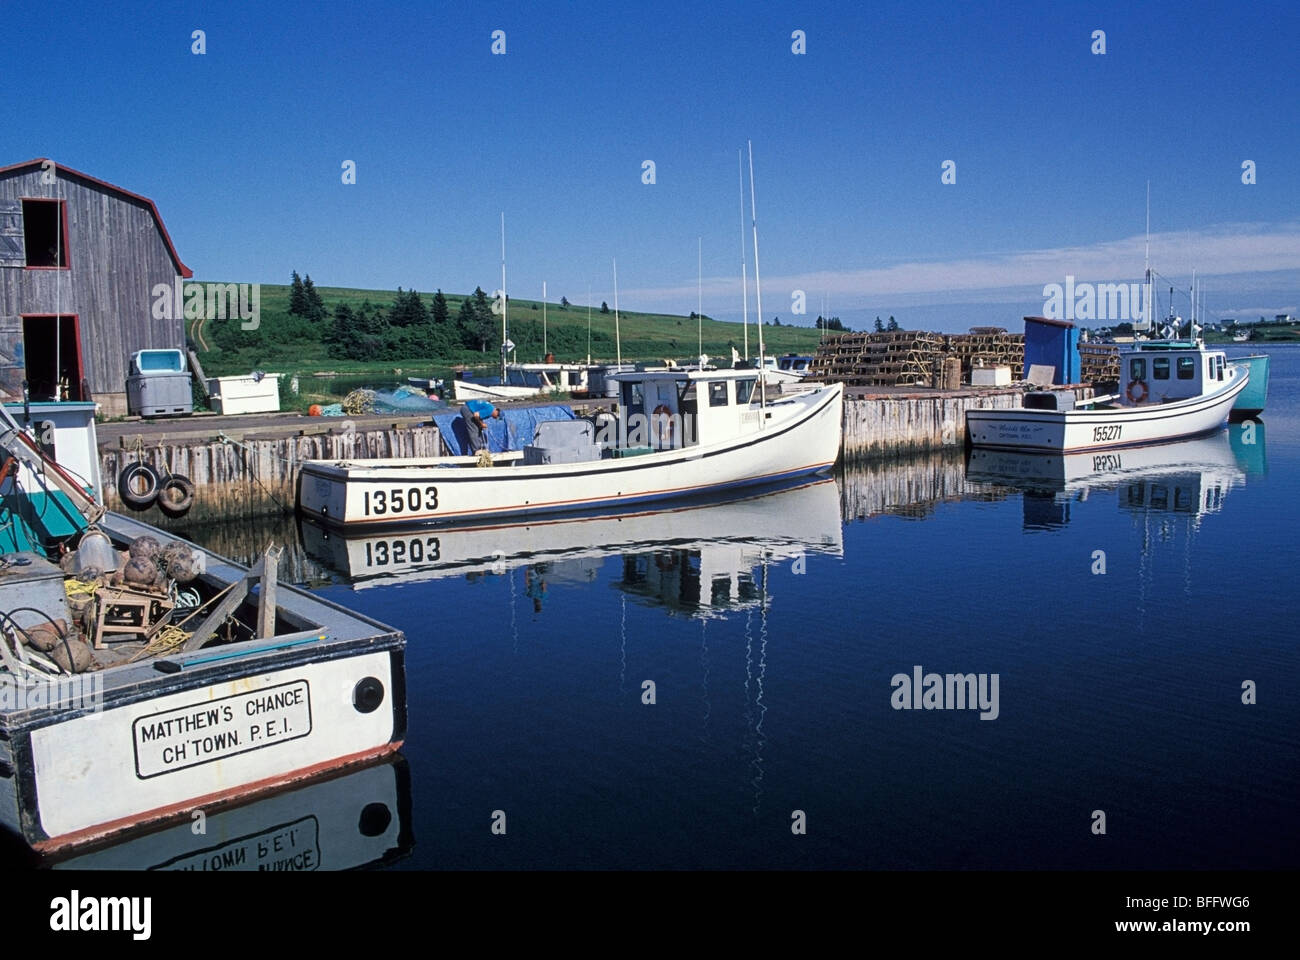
971, 365, 1012, 387
206, 373, 281, 415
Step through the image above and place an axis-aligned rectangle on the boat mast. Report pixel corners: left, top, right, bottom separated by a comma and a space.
613, 257, 622, 366
739, 150, 749, 362
500, 212, 508, 382
747, 140, 767, 418
1142, 181, 1151, 339
543, 280, 548, 356
587, 284, 592, 365
698, 236, 703, 364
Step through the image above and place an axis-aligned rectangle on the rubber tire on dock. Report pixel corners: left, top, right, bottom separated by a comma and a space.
117, 462, 161, 510
156, 474, 196, 518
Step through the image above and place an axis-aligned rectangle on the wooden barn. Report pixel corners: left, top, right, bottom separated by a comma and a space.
0, 158, 191, 417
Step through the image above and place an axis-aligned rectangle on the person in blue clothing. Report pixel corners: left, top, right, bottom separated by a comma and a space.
460, 399, 501, 452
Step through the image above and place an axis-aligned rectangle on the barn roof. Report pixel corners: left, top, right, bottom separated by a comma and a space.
0, 157, 192, 278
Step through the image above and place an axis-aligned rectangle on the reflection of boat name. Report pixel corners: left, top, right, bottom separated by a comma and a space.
157, 816, 320, 872
1092, 453, 1122, 472
890, 666, 1000, 720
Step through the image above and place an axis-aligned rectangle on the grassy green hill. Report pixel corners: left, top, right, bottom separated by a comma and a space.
194, 281, 825, 380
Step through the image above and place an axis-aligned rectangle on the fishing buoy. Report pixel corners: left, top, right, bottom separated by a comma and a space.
128, 535, 162, 560
308, 404, 323, 416
117, 462, 160, 510
157, 474, 196, 517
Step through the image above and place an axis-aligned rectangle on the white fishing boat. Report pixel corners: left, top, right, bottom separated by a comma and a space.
451, 362, 595, 401
967, 337, 1248, 453
0, 401, 407, 854
299, 368, 843, 528
299, 475, 843, 598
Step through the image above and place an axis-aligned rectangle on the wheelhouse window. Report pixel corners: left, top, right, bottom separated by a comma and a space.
1152, 358, 1170, 380
622, 381, 645, 418
1177, 357, 1196, 380
735, 378, 756, 404
708, 381, 729, 407
1129, 358, 1146, 381
22, 199, 68, 268
507, 369, 546, 388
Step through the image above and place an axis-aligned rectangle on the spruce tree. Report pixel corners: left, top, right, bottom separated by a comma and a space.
302, 275, 326, 322
433, 289, 449, 326
289, 271, 307, 316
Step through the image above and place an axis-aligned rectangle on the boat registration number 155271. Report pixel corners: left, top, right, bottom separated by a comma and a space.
1092, 425, 1122, 442
362, 486, 439, 516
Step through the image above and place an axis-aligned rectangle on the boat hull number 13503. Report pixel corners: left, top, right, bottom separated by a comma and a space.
363, 486, 439, 516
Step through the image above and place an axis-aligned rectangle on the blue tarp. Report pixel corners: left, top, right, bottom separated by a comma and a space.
372, 386, 449, 414
433, 403, 576, 456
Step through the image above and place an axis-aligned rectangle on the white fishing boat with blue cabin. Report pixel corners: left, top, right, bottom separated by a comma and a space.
969, 289, 1252, 455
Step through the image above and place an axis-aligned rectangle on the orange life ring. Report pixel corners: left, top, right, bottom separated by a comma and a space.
1126, 379, 1148, 403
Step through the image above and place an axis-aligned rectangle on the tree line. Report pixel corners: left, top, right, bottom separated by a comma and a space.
295, 277, 504, 362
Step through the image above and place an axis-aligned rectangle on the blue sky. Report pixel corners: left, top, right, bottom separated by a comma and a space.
6, 0, 1297, 331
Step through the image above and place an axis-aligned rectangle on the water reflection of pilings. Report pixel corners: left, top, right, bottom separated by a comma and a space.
836, 449, 1010, 523
170, 514, 335, 586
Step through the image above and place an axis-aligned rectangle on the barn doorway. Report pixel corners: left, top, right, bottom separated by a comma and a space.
21, 314, 85, 401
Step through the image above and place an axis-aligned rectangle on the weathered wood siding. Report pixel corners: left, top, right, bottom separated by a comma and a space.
0, 166, 186, 410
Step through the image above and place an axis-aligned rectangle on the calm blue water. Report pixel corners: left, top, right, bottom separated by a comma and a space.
43, 347, 1300, 870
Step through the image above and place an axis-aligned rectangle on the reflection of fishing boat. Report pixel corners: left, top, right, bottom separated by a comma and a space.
42, 756, 412, 870
300, 367, 843, 528
0, 402, 407, 854
299, 477, 844, 614
965, 430, 1251, 529
966, 430, 1246, 493
967, 337, 1248, 453
1227, 354, 1269, 420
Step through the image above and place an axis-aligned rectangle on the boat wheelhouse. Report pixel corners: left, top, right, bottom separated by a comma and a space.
966, 338, 1248, 453
299, 368, 844, 528
776, 354, 813, 376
